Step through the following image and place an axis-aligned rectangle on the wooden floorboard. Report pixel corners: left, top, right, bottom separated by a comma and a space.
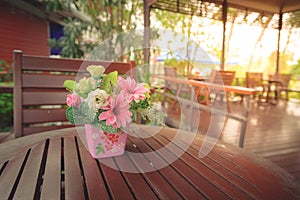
239, 100, 300, 183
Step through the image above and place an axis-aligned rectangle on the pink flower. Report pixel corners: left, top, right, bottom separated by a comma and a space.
118, 77, 149, 102
99, 94, 132, 128
66, 94, 81, 107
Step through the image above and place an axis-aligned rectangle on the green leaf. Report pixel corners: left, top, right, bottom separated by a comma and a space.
93, 121, 119, 133
66, 103, 98, 125
96, 143, 105, 155
102, 71, 118, 93
66, 107, 75, 124
64, 80, 75, 91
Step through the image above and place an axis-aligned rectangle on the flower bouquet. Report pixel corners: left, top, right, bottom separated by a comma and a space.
64, 65, 159, 158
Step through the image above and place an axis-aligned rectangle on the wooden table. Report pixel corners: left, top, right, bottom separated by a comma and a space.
185, 75, 210, 82
153, 75, 256, 147
0, 125, 298, 199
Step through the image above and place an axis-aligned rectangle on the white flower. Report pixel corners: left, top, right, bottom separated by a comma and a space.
87, 65, 105, 77
76, 77, 97, 95
86, 89, 109, 111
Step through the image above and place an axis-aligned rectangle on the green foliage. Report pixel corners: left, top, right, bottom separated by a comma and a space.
49, 18, 94, 58
291, 60, 300, 76
66, 102, 97, 125
287, 11, 300, 28
164, 58, 191, 76
93, 121, 119, 133
102, 71, 118, 93
0, 60, 13, 82
0, 93, 13, 132
63, 80, 75, 91
45, 0, 143, 59
66, 101, 120, 133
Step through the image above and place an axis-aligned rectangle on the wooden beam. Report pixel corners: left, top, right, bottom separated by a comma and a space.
276, 7, 283, 73
221, 0, 228, 70
144, 0, 151, 64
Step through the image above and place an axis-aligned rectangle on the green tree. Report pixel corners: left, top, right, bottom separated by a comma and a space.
45, 0, 143, 60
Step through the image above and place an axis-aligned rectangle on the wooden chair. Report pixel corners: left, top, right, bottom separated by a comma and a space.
162, 66, 193, 110
13, 50, 135, 137
269, 73, 292, 100
245, 72, 269, 103
197, 70, 235, 112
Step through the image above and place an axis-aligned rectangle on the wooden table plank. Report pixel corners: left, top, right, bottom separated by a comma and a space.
127, 136, 209, 199
130, 133, 231, 199
77, 137, 111, 199
192, 133, 294, 198
99, 157, 135, 199
0, 151, 29, 199
126, 138, 207, 199
41, 137, 62, 200
13, 141, 46, 199
63, 136, 85, 200
116, 140, 164, 199
177, 131, 296, 199
154, 134, 259, 199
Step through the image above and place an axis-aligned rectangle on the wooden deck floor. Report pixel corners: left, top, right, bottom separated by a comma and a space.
165, 98, 300, 185
230, 100, 300, 183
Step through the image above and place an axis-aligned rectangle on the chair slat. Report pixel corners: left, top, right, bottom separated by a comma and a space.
23, 55, 134, 75
23, 108, 67, 123
23, 91, 68, 106
22, 74, 76, 88
23, 56, 86, 72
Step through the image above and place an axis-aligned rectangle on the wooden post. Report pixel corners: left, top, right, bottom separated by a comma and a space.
276, 10, 283, 73
221, 0, 227, 70
13, 50, 23, 137
143, 0, 151, 64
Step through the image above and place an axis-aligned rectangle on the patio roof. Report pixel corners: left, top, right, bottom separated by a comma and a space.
148, 0, 300, 15
144, 0, 300, 72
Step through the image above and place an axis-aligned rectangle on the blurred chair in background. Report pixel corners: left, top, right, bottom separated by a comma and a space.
268, 73, 292, 101
245, 72, 269, 103
197, 70, 235, 112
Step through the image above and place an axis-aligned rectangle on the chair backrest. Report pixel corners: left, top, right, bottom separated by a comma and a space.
164, 66, 179, 91
246, 72, 264, 88
210, 70, 236, 86
164, 66, 177, 77
269, 73, 292, 88
13, 50, 135, 137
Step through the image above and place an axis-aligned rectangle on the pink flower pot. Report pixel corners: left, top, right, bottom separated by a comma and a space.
84, 124, 127, 158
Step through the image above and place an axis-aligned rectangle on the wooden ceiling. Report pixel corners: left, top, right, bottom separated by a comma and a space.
225, 0, 300, 14
148, 0, 300, 16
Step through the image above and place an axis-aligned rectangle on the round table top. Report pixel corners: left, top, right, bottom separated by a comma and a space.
0, 125, 298, 199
